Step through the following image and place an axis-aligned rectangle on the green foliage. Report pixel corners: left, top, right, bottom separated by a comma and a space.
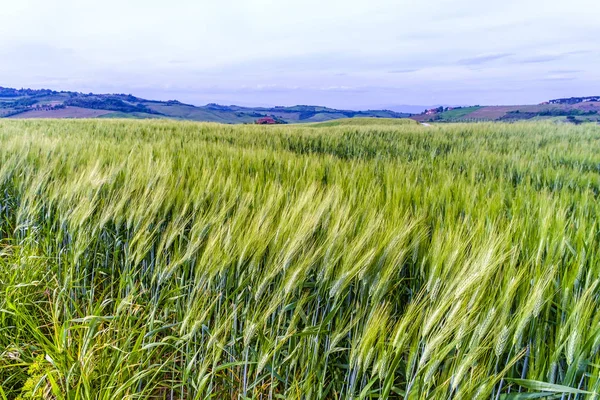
0, 120, 599, 399
14, 355, 52, 400
434, 106, 483, 121
98, 111, 164, 119
504, 109, 600, 120
64, 96, 160, 114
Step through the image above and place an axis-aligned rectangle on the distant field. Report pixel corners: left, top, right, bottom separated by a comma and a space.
433, 106, 483, 120
0, 86, 409, 123
98, 111, 165, 119
310, 117, 418, 127
144, 102, 258, 123
0, 120, 600, 399
414, 102, 600, 122
7, 106, 112, 119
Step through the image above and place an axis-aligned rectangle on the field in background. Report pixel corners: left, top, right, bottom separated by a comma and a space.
0, 120, 600, 399
0, 87, 409, 123
309, 117, 418, 127
413, 102, 600, 123
6, 106, 113, 119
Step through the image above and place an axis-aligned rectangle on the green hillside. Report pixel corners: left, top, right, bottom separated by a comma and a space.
310, 117, 418, 127
0, 86, 410, 123
413, 103, 600, 123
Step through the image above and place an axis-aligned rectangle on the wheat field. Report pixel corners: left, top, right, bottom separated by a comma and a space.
0, 119, 599, 399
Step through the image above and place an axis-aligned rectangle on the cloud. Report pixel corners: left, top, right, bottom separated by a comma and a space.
1, 0, 599, 107
458, 53, 514, 65
521, 54, 565, 63
541, 76, 577, 82
168, 59, 192, 65
566, 50, 591, 55
389, 68, 420, 74
318, 86, 367, 92
519, 50, 595, 65
0, 44, 79, 65
549, 69, 581, 74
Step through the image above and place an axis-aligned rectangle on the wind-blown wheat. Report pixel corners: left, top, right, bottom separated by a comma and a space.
0, 119, 599, 399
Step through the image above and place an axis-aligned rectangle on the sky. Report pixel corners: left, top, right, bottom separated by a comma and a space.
1, 0, 599, 111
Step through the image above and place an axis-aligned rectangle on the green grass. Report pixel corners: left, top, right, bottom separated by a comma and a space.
309, 117, 417, 127
143, 102, 254, 123
0, 119, 599, 399
98, 111, 165, 119
434, 106, 483, 121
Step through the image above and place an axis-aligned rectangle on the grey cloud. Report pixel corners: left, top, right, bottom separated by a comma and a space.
541, 76, 577, 81
519, 49, 594, 64
458, 53, 513, 65
2, 0, 599, 109
521, 54, 564, 63
168, 59, 192, 65
549, 69, 581, 74
389, 68, 419, 74
1, 43, 76, 59
566, 50, 591, 55
317, 86, 368, 93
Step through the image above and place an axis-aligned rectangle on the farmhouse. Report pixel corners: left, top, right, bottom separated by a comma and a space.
256, 117, 278, 124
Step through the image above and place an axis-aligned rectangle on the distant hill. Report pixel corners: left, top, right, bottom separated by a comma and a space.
412, 99, 600, 123
0, 86, 410, 123
548, 96, 600, 105
309, 117, 418, 127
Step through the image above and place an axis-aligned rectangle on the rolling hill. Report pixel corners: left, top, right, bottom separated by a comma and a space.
0, 86, 409, 123
412, 99, 600, 123
309, 117, 418, 127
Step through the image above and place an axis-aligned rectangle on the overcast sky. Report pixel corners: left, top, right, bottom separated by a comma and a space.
1, 0, 599, 110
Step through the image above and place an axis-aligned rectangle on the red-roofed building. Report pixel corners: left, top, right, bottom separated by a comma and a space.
256, 117, 277, 124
